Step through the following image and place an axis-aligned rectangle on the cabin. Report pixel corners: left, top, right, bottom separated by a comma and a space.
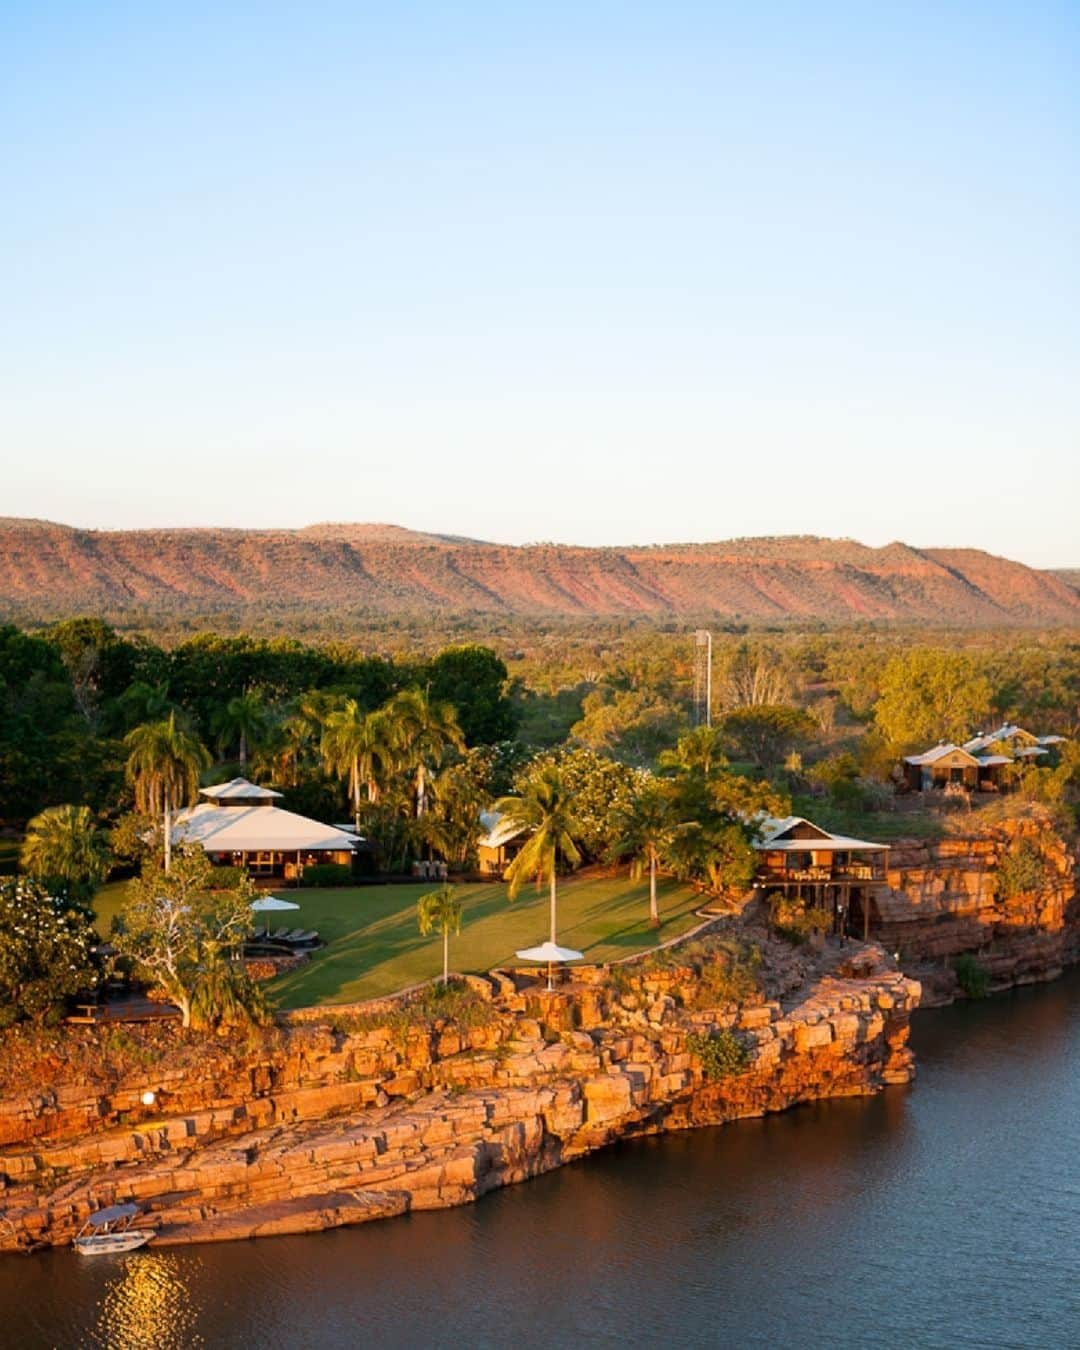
903, 724, 1067, 793
172, 777, 361, 882
753, 815, 889, 938
476, 810, 527, 878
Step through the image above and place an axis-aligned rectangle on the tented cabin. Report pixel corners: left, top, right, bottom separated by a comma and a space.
903, 724, 1067, 793
753, 815, 889, 938
172, 778, 360, 882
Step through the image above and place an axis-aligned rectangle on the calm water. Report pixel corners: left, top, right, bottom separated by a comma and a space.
4, 975, 1080, 1350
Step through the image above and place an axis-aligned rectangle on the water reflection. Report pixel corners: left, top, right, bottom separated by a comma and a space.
81, 1254, 203, 1350
3, 974, 1080, 1348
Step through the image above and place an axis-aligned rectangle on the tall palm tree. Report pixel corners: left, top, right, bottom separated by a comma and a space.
320, 700, 397, 831
417, 884, 463, 985
495, 765, 583, 946
607, 781, 690, 928
124, 713, 211, 871
20, 804, 110, 906
212, 688, 269, 770
658, 725, 728, 779
386, 689, 465, 818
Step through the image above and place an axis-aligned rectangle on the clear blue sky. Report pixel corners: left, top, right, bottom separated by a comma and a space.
2, 3, 1077, 564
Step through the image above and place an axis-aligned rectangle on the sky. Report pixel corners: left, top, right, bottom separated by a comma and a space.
2, 2, 1077, 565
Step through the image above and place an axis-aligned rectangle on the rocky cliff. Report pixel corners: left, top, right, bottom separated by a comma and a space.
876, 815, 1079, 1004
0, 936, 917, 1253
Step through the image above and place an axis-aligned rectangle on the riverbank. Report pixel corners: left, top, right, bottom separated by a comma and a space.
0, 925, 918, 1253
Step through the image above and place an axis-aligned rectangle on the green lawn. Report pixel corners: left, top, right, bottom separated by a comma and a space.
91, 872, 706, 1008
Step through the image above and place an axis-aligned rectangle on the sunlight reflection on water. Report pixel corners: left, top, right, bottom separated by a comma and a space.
80, 1253, 204, 1350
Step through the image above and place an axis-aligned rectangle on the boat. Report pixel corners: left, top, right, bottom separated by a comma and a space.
73, 1203, 154, 1255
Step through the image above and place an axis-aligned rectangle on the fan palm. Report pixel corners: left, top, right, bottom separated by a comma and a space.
212, 688, 269, 769
124, 713, 211, 871
417, 884, 463, 985
20, 804, 110, 906
495, 765, 583, 946
386, 689, 465, 818
607, 780, 690, 927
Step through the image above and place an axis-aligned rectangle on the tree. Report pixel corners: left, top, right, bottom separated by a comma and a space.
720, 704, 817, 770
495, 765, 584, 945
113, 846, 257, 1030
385, 688, 465, 818
874, 649, 993, 752
423, 644, 518, 745
715, 643, 793, 711
19, 804, 110, 908
320, 699, 397, 830
124, 713, 211, 871
570, 686, 686, 766
607, 779, 689, 927
0, 877, 98, 1026
518, 747, 642, 861
417, 884, 463, 985
211, 688, 270, 769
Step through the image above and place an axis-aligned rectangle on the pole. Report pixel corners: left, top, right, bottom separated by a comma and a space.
705, 630, 712, 728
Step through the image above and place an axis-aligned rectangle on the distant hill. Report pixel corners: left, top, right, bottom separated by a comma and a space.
1053, 569, 1080, 595
1, 518, 1078, 627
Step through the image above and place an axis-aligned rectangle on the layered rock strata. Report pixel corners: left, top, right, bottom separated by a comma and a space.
0, 944, 917, 1252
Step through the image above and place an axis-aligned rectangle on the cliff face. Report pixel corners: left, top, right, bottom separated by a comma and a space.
0, 941, 917, 1252
875, 817, 1079, 1003
3, 518, 1079, 624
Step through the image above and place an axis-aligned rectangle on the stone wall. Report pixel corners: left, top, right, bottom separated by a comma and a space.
0, 940, 918, 1253
875, 814, 1079, 1003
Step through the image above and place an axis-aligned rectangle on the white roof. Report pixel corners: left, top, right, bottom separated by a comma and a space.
173, 802, 359, 853
478, 809, 528, 849
975, 754, 1013, 767
200, 777, 283, 802
962, 724, 1039, 754
1014, 745, 1048, 758
903, 743, 979, 767
754, 815, 888, 854
1039, 735, 1067, 746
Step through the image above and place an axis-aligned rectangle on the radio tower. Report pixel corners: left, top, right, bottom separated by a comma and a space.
693, 630, 713, 728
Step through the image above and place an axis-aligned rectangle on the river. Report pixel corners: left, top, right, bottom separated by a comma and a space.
3, 973, 1080, 1349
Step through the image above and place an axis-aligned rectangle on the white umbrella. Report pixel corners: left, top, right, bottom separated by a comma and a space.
515, 940, 584, 991
250, 895, 300, 937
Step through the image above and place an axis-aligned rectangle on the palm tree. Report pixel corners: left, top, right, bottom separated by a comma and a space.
320, 700, 397, 831
658, 725, 728, 779
212, 688, 269, 770
607, 781, 690, 928
124, 713, 211, 871
495, 765, 583, 946
417, 884, 463, 985
20, 804, 110, 906
386, 689, 465, 818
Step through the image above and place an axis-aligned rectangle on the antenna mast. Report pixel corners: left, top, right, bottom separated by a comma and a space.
693, 630, 713, 727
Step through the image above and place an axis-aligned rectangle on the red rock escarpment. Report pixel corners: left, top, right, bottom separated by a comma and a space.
0, 945, 917, 1252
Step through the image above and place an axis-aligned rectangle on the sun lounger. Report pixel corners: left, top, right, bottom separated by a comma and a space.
290, 930, 319, 945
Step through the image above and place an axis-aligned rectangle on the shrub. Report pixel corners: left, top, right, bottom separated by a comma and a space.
953, 952, 990, 999
769, 895, 832, 944
686, 1028, 751, 1080
689, 949, 761, 1010
997, 840, 1050, 900
301, 862, 352, 887
207, 865, 247, 890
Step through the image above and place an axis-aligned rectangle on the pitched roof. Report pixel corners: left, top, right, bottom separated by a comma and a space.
199, 777, 283, 802
173, 802, 359, 853
903, 743, 979, 767
753, 815, 888, 853
478, 809, 528, 849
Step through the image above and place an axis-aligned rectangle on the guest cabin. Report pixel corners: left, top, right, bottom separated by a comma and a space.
753, 815, 889, 939
171, 777, 361, 882
476, 810, 527, 878
902, 724, 1067, 793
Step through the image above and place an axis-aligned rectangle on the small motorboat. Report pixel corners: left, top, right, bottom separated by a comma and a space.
73, 1203, 154, 1255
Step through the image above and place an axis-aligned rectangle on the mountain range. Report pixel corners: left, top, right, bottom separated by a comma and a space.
1, 518, 1078, 627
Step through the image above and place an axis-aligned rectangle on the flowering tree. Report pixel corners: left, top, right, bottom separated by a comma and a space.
0, 878, 97, 1026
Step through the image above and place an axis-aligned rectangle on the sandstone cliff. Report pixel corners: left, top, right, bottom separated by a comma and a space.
876, 815, 1079, 1004
0, 936, 917, 1253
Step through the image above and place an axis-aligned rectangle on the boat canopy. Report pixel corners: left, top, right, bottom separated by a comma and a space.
85, 1202, 138, 1227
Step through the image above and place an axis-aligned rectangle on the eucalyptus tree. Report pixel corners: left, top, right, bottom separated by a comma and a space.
495, 764, 583, 946
123, 712, 211, 871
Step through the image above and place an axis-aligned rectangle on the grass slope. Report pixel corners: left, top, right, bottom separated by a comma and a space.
92, 873, 705, 1008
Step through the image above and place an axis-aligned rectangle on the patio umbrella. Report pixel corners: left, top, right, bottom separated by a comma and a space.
250, 895, 300, 937
515, 940, 584, 992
